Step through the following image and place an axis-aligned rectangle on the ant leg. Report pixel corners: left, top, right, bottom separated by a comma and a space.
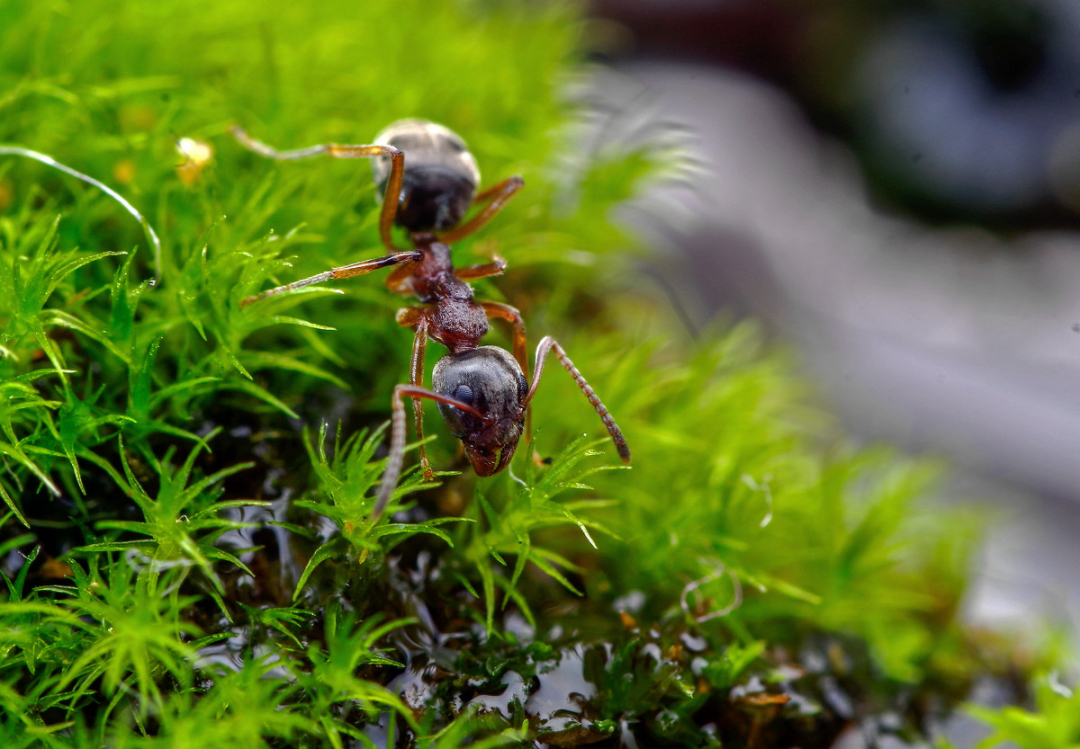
240, 250, 421, 308
455, 255, 507, 281
385, 256, 421, 296
474, 177, 525, 205
387, 254, 508, 325
436, 175, 523, 244
230, 125, 406, 252
481, 301, 543, 462
372, 385, 483, 521
479, 302, 528, 379
231, 125, 338, 160
397, 308, 436, 481
523, 337, 631, 464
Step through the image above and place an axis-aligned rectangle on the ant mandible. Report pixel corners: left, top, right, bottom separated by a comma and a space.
232, 119, 630, 519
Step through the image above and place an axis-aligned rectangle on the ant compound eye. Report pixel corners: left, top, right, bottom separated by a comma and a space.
452, 384, 474, 406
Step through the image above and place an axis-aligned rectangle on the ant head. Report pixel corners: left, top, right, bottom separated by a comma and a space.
432, 346, 527, 476
372, 119, 481, 233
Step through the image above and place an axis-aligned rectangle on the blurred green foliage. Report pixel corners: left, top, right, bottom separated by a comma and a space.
0, 0, 1052, 746
964, 670, 1080, 749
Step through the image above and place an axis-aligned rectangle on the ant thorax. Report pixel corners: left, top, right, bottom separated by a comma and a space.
407, 241, 489, 352
406, 241, 456, 302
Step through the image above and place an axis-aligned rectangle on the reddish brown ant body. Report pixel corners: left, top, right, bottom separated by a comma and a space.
232, 119, 630, 518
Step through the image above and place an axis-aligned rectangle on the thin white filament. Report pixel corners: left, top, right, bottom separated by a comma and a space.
0, 145, 162, 280
680, 562, 744, 622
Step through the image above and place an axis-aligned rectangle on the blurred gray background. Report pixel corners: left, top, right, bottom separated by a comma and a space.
588, 0, 1080, 654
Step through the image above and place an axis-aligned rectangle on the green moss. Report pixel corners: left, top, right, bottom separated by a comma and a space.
0, 0, 1051, 746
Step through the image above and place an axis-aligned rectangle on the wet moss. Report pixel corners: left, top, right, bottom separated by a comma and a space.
0, 0, 1060, 746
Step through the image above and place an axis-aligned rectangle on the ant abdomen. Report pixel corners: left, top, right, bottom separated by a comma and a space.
372, 119, 481, 232
432, 346, 527, 476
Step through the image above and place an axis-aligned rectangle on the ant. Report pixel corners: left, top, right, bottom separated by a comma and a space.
232, 119, 630, 519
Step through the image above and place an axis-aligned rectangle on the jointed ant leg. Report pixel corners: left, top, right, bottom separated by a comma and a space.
385, 257, 421, 296
437, 175, 524, 244
480, 301, 538, 457
372, 385, 483, 521
479, 302, 528, 379
398, 310, 436, 481
455, 256, 507, 282
523, 336, 631, 464
474, 176, 525, 205
240, 250, 421, 308
229, 125, 406, 251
